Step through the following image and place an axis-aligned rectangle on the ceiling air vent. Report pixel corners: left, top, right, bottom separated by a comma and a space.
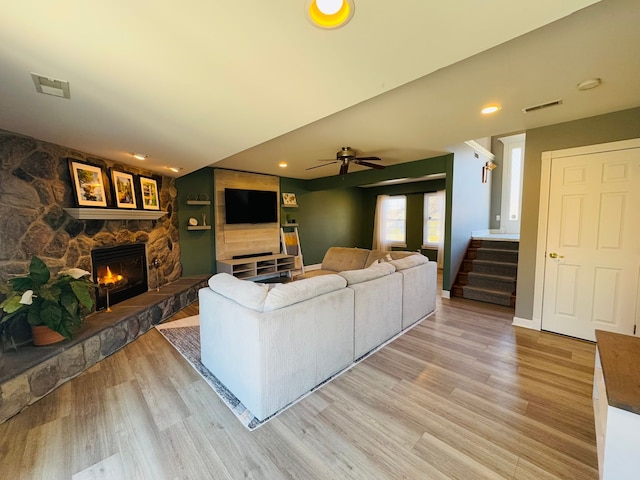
31, 73, 70, 99
522, 99, 562, 113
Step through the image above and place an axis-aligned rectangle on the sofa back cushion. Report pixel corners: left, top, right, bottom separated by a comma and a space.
263, 274, 347, 312
340, 262, 396, 285
208, 273, 270, 311
322, 247, 370, 272
389, 253, 429, 270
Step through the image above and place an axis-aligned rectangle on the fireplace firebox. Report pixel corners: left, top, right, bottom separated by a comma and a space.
91, 243, 148, 310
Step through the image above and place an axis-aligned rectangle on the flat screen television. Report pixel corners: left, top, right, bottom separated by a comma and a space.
224, 188, 278, 224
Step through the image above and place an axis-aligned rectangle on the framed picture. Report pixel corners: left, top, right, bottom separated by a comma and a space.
68, 159, 108, 207
139, 175, 160, 210
282, 192, 298, 207
110, 169, 137, 209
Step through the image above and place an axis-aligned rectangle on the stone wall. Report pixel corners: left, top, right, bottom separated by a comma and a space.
0, 129, 182, 290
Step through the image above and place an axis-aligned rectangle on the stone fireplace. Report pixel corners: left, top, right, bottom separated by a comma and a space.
0, 129, 202, 425
91, 243, 148, 311
0, 129, 182, 291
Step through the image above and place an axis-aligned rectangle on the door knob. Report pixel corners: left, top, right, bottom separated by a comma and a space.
549, 252, 564, 259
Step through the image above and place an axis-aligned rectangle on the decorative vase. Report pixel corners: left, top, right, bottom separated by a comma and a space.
31, 325, 66, 346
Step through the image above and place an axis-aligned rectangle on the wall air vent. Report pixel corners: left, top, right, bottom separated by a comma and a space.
522, 99, 562, 113
31, 73, 71, 99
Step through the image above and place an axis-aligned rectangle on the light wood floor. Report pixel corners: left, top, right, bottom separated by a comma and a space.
0, 290, 598, 479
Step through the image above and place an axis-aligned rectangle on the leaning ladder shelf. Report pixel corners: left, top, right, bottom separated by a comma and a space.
280, 226, 304, 277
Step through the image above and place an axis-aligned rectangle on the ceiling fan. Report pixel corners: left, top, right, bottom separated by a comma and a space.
307, 147, 385, 175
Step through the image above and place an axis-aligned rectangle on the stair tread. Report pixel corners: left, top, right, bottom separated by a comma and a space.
467, 272, 516, 281
470, 259, 518, 267
462, 285, 513, 296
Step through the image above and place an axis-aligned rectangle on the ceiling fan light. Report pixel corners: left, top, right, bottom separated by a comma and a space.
307, 0, 354, 29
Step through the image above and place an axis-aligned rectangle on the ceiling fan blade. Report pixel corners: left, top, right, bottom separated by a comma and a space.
306, 161, 338, 170
355, 160, 386, 170
339, 162, 349, 175
354, 156, 382, 161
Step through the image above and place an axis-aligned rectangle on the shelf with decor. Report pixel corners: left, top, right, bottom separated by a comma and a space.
185, 193, 211, 231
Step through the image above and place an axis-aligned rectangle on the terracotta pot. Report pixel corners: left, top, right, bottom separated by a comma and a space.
31, 325, 66, 346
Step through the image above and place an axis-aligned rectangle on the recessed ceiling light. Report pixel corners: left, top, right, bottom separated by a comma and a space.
279, 161, 288, 168
167, 167, 181, 173
577, 78, 602, 91
306, 0, 354, 29
481, 104, 502, 115
133, 153, 148, 160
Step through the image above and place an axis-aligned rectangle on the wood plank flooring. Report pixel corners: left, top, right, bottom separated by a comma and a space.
0, 288, 598, 479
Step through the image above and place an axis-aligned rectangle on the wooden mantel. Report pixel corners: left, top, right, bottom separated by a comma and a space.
64, 208, 168, 221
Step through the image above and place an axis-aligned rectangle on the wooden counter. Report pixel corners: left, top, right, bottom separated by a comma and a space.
593, 329, 640, 480
595, 330, 640, 414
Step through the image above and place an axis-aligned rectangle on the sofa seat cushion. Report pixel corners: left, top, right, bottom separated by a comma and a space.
263, 274, 347, 312
208, 273, 270, 311
339, 262, 396, 285
390, 254, 429, 270
321, 247, 370, 272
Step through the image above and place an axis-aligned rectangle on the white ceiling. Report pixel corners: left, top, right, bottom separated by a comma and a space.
1, 0, 638, 180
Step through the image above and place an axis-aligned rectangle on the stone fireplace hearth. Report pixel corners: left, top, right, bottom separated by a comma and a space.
0, 275, 207, 424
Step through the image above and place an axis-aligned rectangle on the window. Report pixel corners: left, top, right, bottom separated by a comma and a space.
423, 192, 444, 247
384, 195, 406, 245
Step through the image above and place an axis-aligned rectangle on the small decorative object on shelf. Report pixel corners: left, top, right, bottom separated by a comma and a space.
202, 213, 207, 226
186, 193, 211, 205
188, 217, 198, 226
282, 192, 298, 207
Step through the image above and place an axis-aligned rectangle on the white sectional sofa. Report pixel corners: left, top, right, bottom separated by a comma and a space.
199, 249, 437, 421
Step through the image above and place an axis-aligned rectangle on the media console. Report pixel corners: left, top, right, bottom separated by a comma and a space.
216, 253, 295, 281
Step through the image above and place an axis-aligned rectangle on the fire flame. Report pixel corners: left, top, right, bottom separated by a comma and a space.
100, 266, 123, 285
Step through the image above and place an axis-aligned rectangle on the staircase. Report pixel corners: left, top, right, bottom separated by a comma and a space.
452, 239, 519, 307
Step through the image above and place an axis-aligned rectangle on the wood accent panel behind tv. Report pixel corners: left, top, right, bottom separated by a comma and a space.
214, 169, 280, 260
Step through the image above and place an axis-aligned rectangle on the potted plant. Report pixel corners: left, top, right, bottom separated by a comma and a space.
0, 256, 95, 346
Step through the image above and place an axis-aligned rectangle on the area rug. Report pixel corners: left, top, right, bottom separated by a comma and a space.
156, 314, 428, 430
155, 316, 265, 430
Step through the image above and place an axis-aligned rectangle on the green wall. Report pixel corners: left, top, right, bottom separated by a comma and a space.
281, 177, 366, 265
175, 167, 215, 275
516, 107, 640, 321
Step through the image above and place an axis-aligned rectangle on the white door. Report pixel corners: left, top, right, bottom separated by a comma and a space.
541, 146, 640, 341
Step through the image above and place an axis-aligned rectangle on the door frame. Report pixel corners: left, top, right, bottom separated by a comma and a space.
530, 137, 640, 332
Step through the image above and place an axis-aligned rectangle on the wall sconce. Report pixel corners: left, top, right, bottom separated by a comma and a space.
482, 161, 497, 183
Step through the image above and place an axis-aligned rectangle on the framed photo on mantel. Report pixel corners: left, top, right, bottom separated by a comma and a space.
68, 159, 108, 207
139, 175, 160, 210
111, 169, 137, 209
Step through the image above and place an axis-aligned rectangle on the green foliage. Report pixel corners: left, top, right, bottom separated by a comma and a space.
0, 257, 95, 341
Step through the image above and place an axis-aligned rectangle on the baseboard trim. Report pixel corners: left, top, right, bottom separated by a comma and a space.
303, 263, 321, 271
441, 290, 451, 299
512, 316, 541, 331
